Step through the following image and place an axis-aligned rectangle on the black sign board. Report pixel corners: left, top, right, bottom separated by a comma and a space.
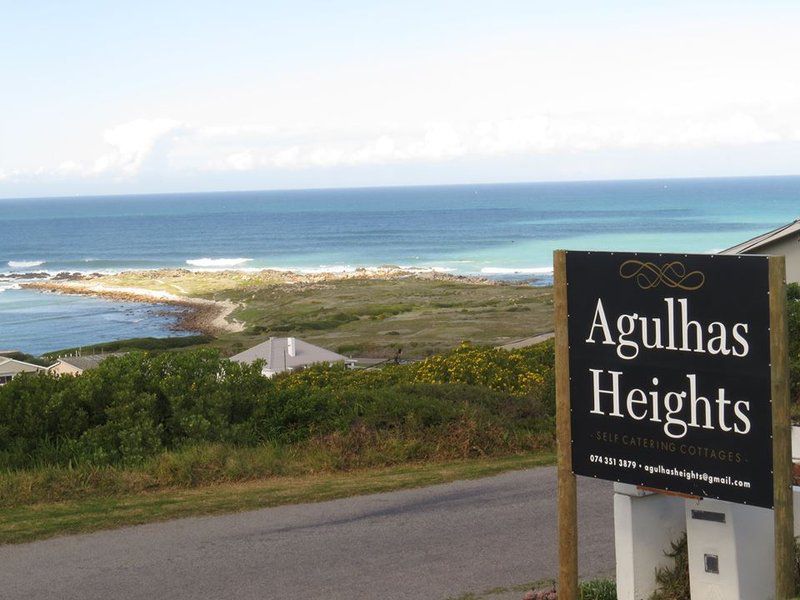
565, 251, 773, 508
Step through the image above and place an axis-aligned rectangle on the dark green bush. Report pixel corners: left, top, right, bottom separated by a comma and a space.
0, 343, 555, 470
44, 335, 214, 358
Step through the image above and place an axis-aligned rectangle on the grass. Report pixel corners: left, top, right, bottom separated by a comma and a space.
217, 278, 554, 358
43, 271, 554, 359
0, 452, 553, 545
446, 577, 616, 600
78, 269, 290, 296
446, 580, 553, 600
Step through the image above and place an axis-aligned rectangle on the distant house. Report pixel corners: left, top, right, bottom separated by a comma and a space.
50, 353, 123, 376
720, 219, 800, 282
230, 337, 353, 377
0, 357, 47, 385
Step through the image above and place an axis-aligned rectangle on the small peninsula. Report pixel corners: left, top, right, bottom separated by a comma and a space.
23, 268, 554, 358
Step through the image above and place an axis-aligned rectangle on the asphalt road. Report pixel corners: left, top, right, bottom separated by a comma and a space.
0, 467, 614, 600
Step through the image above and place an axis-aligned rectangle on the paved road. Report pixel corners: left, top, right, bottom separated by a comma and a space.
0, 467, 614, 600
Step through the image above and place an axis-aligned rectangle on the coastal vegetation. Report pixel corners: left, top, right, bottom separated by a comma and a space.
0, 342, 555, 542
5, 269, 558, 542
448, 577, 616, 600
43, 335, 214, 359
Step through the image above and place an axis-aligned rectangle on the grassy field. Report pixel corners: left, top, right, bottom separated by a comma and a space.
214, 278, 554, 357
0, 453, 553, 545
79, 269, 294, 296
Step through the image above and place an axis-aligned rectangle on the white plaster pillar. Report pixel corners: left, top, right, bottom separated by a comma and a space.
614, 483, 686, 600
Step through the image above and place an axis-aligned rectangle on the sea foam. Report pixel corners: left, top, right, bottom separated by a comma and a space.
7, 260, 45, 269
481, 267, 553, 275
186, 257, 253, 268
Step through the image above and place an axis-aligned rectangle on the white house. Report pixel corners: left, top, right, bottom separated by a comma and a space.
229, 337, 353, 377
0, 357, 47, 385
720, 218, 800, 282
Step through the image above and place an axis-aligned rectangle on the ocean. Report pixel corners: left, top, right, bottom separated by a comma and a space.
0, 289, 188, 356
1, 176, 798, 354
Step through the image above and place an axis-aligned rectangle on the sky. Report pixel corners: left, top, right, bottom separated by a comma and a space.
1, 1, 800, 198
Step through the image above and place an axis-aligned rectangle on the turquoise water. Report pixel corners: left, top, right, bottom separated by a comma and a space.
0, 289, 188, 355
1, 176, 798, 353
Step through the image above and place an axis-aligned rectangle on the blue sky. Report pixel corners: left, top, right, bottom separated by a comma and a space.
2, 1, 800, 198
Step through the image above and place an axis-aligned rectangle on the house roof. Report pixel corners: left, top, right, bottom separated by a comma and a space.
230, 337, 347, 372
54, 353, 123, 372
720, 219, 800, 255
0, 357, 47, 375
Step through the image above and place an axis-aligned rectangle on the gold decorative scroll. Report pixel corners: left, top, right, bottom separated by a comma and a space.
619, 259, 705, 291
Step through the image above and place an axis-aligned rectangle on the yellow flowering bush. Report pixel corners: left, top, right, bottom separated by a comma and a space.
274, 340, 554, 399
409, 342, 551, 396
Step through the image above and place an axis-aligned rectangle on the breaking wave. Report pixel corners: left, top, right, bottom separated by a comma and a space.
186, 257, 254, 268
7, 260, 45, 269
481, 267, 553, 275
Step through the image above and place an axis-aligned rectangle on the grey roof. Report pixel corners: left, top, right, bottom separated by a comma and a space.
230, 337, 347, 372
0, 357, 46, 376
55, 353, 123, 371
720, 219, 800, 255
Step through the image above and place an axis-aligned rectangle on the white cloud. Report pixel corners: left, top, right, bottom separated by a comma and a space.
4, 102, 800, 185
89, 118, 184, 176
225, 151, 255, 171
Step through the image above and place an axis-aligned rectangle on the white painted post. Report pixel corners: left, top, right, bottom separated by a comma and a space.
614, 484, 685, 600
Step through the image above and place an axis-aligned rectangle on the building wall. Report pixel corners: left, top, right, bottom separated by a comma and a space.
748, 236, 800, 283
0, 361, 45, 384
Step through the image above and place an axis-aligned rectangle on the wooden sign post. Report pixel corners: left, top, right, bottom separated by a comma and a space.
554, 250, 578, 599
769, 257, 794, 600
554, 249, 794, 599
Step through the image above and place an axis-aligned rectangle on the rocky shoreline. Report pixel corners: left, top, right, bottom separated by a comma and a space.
21, 280, 245, 335
6, 266, 495, 284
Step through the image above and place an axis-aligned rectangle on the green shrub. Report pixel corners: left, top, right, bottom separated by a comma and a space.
45, 335, 213, 357
650, 532, 690, 600
579, 578, 617, 600
0, 342, 555, 471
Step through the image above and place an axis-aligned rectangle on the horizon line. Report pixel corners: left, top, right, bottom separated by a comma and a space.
2, 172, 800, 203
